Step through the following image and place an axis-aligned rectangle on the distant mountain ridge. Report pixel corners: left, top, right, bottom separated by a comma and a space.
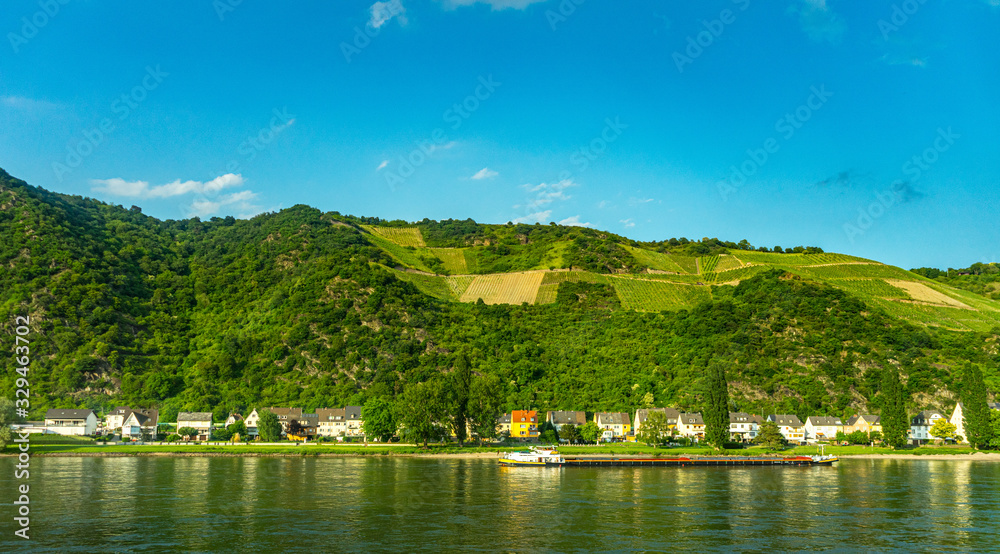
1, 168, 997, 423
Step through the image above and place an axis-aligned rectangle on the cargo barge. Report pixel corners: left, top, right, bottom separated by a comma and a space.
499, 447, 838, 467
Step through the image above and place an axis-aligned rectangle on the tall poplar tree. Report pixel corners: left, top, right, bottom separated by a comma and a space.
448, 352, 472, 446
704, 362, 730, 449
881, 367, 909, 449
961, 363, 992, 449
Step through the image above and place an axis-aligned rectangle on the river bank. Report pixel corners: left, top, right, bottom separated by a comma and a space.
5, 444, 999, 459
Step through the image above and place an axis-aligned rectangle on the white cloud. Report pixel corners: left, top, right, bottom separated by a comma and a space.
627, 196, 654, 206
789, 0, 845, 43
1, 96, 60, 112
559, 215, 593, 227
189, 190, 260, 218
376, 160, 389, 171
439, 0, 548, 9
427, 141, 457, 154
471, 167, 499, 180
512, 210, 552, 224
880, 53, 927, 67
91, 174, 245, 199
369, 0, 407, 28
92, 173, 260, 218
620, 218, 635, 228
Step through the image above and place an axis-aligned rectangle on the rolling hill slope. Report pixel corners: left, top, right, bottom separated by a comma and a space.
1, 168, 998, 423
365, 223, 1000, 332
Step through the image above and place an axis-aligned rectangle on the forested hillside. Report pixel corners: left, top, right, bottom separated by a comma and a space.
1, 168, 998, 423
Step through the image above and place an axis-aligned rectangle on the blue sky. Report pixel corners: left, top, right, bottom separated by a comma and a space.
1, 0, 998, 269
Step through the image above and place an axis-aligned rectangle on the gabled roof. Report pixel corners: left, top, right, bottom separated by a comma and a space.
121, 408, 158, 428
729, 412, 763, 424
912, 410, 945, 424
265, 407, 303, 419
227, 413, 243, 421
806, 416, 843, 426
595, 412, 631, 426
547, 411, 586, 426
45, 409, 95, 420
511, 410, 537, 422
678, 412, 704, 425
497, 413, 512, 424
768, 414, 803, 427
177, 412, 213, 422
847, 414, 880, 426
636, 408, 680, 424
316, 408, 346, 421
345, 406, 362, 420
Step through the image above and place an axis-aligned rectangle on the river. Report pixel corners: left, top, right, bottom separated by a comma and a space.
1, 457, 998, 552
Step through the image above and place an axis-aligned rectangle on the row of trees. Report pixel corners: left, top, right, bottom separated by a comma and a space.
360, 353, 506, 447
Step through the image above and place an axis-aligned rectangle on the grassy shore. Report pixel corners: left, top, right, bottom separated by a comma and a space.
2, 437, 991, 458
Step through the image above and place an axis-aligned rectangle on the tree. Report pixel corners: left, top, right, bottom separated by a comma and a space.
448, 352, 472, 446
560, 424, 580, 444
538, 421, 559, 445
880, 367, 909, 449
397, 380, 448, 447
579, 421, 602, 444
704, 362, 730, 450
637, 411, 670, 447
227, 420, 247, 441
211, 427, 232, 441
0, 398, 16, 449
287, 419, 304, 437
362, 396, 397, 442
989, 411, 1000, 449
257, 409, 283, 442
961, 364, 992, 449
929, 419, 957, 442
177, 427, 199, 439
753, 420, 785, 450
467, 374, 504, 443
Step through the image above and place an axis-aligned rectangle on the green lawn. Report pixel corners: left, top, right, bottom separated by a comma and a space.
3, 440, 986, 457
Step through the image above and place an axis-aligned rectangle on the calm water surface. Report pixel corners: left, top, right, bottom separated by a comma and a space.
1, 457, 999, 552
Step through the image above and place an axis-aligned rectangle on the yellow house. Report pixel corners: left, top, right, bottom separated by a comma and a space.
510, 410, 538, 439
595, 412, 631, 440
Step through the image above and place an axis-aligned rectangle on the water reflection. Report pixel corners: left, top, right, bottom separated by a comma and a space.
3, 458, 1000, 552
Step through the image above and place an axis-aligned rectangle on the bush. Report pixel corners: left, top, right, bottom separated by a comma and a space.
722, 442, 745, 450
166, 434, 180, 442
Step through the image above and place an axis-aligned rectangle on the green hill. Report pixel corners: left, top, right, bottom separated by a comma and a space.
1, 168, 998, 423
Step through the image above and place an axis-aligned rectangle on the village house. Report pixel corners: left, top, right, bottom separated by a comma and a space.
176, 412, 213, 441
767, 415, 805, 444
497, 413, 512, 437
843, 414, 882, 436
949, 402, 1000, 443
344, 406, 364, 437
804, 416, 844, 443
316, 408, 347, 437
546, 411, 586, 431
675, 412, 705, 440
121, 408, 158, 440
595, 412, 631, 441
510, 410, 539, 440
104, 406, 132, 431
224, 413, 244, 427
245, 407, 303, 437
728, 413, 762, 443
44, 409, 97, 436
910, 410, 947, 444
288, 413, 319, 440
634, 408, 680, 436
